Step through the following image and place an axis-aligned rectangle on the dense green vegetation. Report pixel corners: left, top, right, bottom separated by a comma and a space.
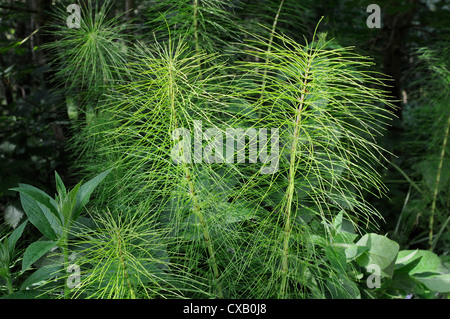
0, 0, 449, 299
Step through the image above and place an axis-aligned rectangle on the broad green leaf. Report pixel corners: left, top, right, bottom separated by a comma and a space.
396, 249, 418, 265
332, 211, 344, 231
8, 220, 28, 254
17, 192, 59, 241
332, 211, 358, 244
20, 264, 62, 290
326, 274, 361, 299
11, 184, 60, 222
398, 250, 442, 275
355, 233, 399, 278
390, 272, 417, 292
333, 209, 356, 230
413, 273, 450, 293
40, 202, 63, 238
441, 255, 450, 270
394, 250, 426, 275
0, 241, 9, 267
334, 231, 358, 245
345, 244, 369, 261
73, 168, 112, 221
61, 182, 81, 224
22, 241, 56, 272
218, 201, 258, 223
325, 245, 347, 273
54, 171, 67, 199
70, 216, 97, 234
395, 257, 423, 275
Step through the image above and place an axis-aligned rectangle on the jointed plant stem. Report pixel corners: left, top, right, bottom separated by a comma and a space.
113, 226, 136, 299
268, 0, 285, 52
183, 163, 224, 298
259, 0, 285, 117
429, 112, 450, 250
193, 0, 200, 54
279, 52, 312, 299
193, 0, 202, 77
167, 58, 223, 298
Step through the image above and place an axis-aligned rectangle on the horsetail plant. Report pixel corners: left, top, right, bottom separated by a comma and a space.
43, 0, 130, 122
43, 1, 397, 299
400, 44, 450, 252
227, 28, 395, 298
70, 37, 241, 298
68, 204, 191, 299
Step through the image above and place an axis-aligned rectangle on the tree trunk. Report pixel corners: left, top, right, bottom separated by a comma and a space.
126, 0, 135, 21
381, 0, 419, 121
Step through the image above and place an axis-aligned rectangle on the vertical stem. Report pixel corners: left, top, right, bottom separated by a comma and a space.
429, 113, 450, 250
192, 0, 204, 81
61, 232, 70, 299
5, 269, 14, 295
193, 0, 200, 58
259, 0, 285, 118
125, 0, 134, 21
261, 0, 284, 93
183, 164, 224, 298
268, 0, 285, 50
167, 59, 223, 298
113, 226, 136, 299
279, 56, 311, 299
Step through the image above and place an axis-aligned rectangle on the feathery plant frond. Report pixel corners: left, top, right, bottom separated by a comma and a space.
229, 28, 395, 298
415, 45, 450, 251
146, 0, 242, 59
70, 35, 244, 298
44, 0, 130, 112
236, 0, 308, 40
69, 206, 186, 299
401, 42, 450, 251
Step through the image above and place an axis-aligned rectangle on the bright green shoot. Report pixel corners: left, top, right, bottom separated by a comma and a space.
229, 29, 395, 298
10, 168, 112, 298
0, 221, 28, 295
